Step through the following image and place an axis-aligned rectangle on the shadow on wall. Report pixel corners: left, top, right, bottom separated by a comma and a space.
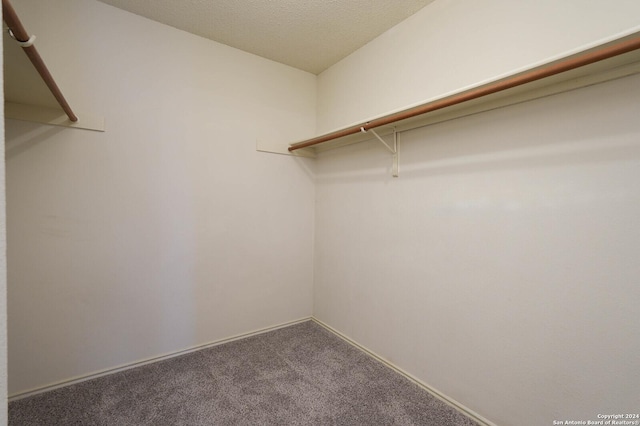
5, 122, 66, 160
315, 73, 640, 184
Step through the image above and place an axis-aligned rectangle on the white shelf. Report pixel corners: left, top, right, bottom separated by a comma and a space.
3, 13, 104, 132
285, 32, 640, 158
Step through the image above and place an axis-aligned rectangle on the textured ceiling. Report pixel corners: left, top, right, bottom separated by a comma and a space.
97, 0, 435, 74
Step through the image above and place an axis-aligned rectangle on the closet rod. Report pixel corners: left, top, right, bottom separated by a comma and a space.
289, 34, 640, 152
2, 0, 78, 122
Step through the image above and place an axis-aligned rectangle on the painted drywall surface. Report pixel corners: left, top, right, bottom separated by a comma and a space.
6, 0, 315, 395
1, 3, 9, 422
316, 0, 640, 133
314, 73, 640, 425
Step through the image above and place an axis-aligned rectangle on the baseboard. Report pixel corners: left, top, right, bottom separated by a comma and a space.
310, 317, 497, 426
9, 316, 312, 401
11, 315, 495, 426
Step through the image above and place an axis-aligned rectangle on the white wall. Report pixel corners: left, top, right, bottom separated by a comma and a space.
1, 3, 8, 422
314, 1, 640, 425
5, 0, 316, 395
6, 0, 640, 424
315, 73, 640, 426
317, 0, 640, 133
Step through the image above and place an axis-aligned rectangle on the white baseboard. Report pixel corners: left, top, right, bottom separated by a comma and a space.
310, 317, 497, 426
9, 316, 312, 401
11, 315, 496, 426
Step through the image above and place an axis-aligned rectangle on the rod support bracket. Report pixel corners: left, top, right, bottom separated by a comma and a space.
362, 127, 398, 177
8, 28, 35, 47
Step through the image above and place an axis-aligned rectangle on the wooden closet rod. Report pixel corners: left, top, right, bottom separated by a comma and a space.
2, 0, 78, 122
289, 34, 640, 152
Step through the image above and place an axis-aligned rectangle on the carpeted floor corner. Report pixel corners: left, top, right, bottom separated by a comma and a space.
9, 320, 479, 425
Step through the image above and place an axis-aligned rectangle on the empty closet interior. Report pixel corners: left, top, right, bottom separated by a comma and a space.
3, 1, 640, 425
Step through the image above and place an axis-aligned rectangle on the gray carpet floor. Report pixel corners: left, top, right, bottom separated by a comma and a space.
9, 320, 479, 425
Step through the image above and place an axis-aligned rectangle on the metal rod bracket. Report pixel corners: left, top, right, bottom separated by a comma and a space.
8, 28, 35, 46
361, 127, 399, 177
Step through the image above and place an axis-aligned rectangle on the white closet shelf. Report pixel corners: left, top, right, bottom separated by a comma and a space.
4, 102, 105, 132
288, 31, 640, 159
3, 0, 104, 131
